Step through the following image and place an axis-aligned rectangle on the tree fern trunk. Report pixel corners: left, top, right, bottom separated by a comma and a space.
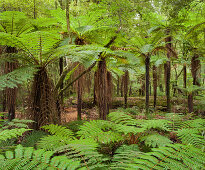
96, 57, 111, 120
165, 30, 172, 112
145, 55, 150, 115
124, 70, 129, 108
32, 67, 59, 130
5, 46, 18, 121
183, 64, 187, 88
153, 65, 157, 108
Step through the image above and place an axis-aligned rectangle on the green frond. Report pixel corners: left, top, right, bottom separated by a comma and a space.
0, 145, 81, 170
110, 144, 141, 169
108, 111, 138, 125
41, 124, 74, 139
127, 144, 205, 169
21, 130, 48, 148
0, 128, 30, 142
2, 119, 34, 129
56, 138, 108, 169
0, 66, 37, 90
37, 135, 69, 151
140, 134, 173, 148
177, 128, 205, 149
141, 119, 171, 131
77, 120, 123, 144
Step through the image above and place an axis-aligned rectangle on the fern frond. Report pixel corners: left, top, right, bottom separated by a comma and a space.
0, 145, 81, 169
127, 144, 205, 169
176, 128, 205, 149
56, 138, 108, 169
140, 134, 173, 148
41, 124, 74, 139
108, 111, 140, 125
77, 120, 123, 144
0, 66, 37, 90
37, 135, 70, 151
0, 128, 30, 142
141, 119, 171, 131
110, 144, 141, 169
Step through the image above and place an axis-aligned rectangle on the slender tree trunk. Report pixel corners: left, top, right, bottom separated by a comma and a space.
33, 0, 37, 19
124, 70, 129, 108
129, 84, 132, 97
5, 47, 18, 121
183, 64, 187, 88
117, 75, 120, 96
77, 80, 82, 120
153, 65, 157, 108
158, 66, 163, 92
165, 30, 172, 112
120, 76, 124, 97
188, 93, 193, 113
145, 55, 150, 115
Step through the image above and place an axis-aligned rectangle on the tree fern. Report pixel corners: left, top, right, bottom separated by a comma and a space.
0, 145, 81, 170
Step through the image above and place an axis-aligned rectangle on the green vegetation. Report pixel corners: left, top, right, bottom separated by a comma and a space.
0, 0, 205, 169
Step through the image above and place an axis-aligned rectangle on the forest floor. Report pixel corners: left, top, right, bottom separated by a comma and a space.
15, 96, 196, 123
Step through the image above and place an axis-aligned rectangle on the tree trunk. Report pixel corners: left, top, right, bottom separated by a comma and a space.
31, 67, 59, 130
123, 70, 129, 108
191, 54, 200, 86
153, 65, 157, 108
117, 75, 120, 96
120, 76, 124, 97
77, 79, 82, 120
145, 55, 150, 115
5, 46, 18, 121
188, 93, 193, 113
165, 30, 172, 112
95, 57, 111, 120
183, 64, 187, 88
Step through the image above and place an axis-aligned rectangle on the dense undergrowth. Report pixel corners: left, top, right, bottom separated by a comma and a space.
0, 110, 205, 169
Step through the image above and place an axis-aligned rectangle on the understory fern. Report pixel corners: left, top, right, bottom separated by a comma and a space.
0, 145, 81, 170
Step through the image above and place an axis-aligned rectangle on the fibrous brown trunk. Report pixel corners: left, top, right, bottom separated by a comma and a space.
5, 46, 18, 121
145, 55, 150, 115
117, 75, 120, 96
191, 54, 200, 86
165, 30, 172, 112
153, 65, 157, 108
31, 67, 59, 130
120, 76, 124, 97
188, 93, 193, 113
123, 70, 129, 108
95, 57, 111, 120
183, 64, 187, 88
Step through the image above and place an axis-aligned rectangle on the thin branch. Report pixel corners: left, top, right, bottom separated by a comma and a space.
58, 61, 97, 97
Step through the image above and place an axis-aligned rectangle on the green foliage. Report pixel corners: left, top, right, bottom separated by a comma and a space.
0, 145, 81, 170
110, 144, 141, 169
0, 66, 37, 90
128, 144, 205, 169
41, 124, 74, 139
21, 130, 48, 148
140, 134, 173, 148
77, 120, 124, 144
0, 128, 30, 142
